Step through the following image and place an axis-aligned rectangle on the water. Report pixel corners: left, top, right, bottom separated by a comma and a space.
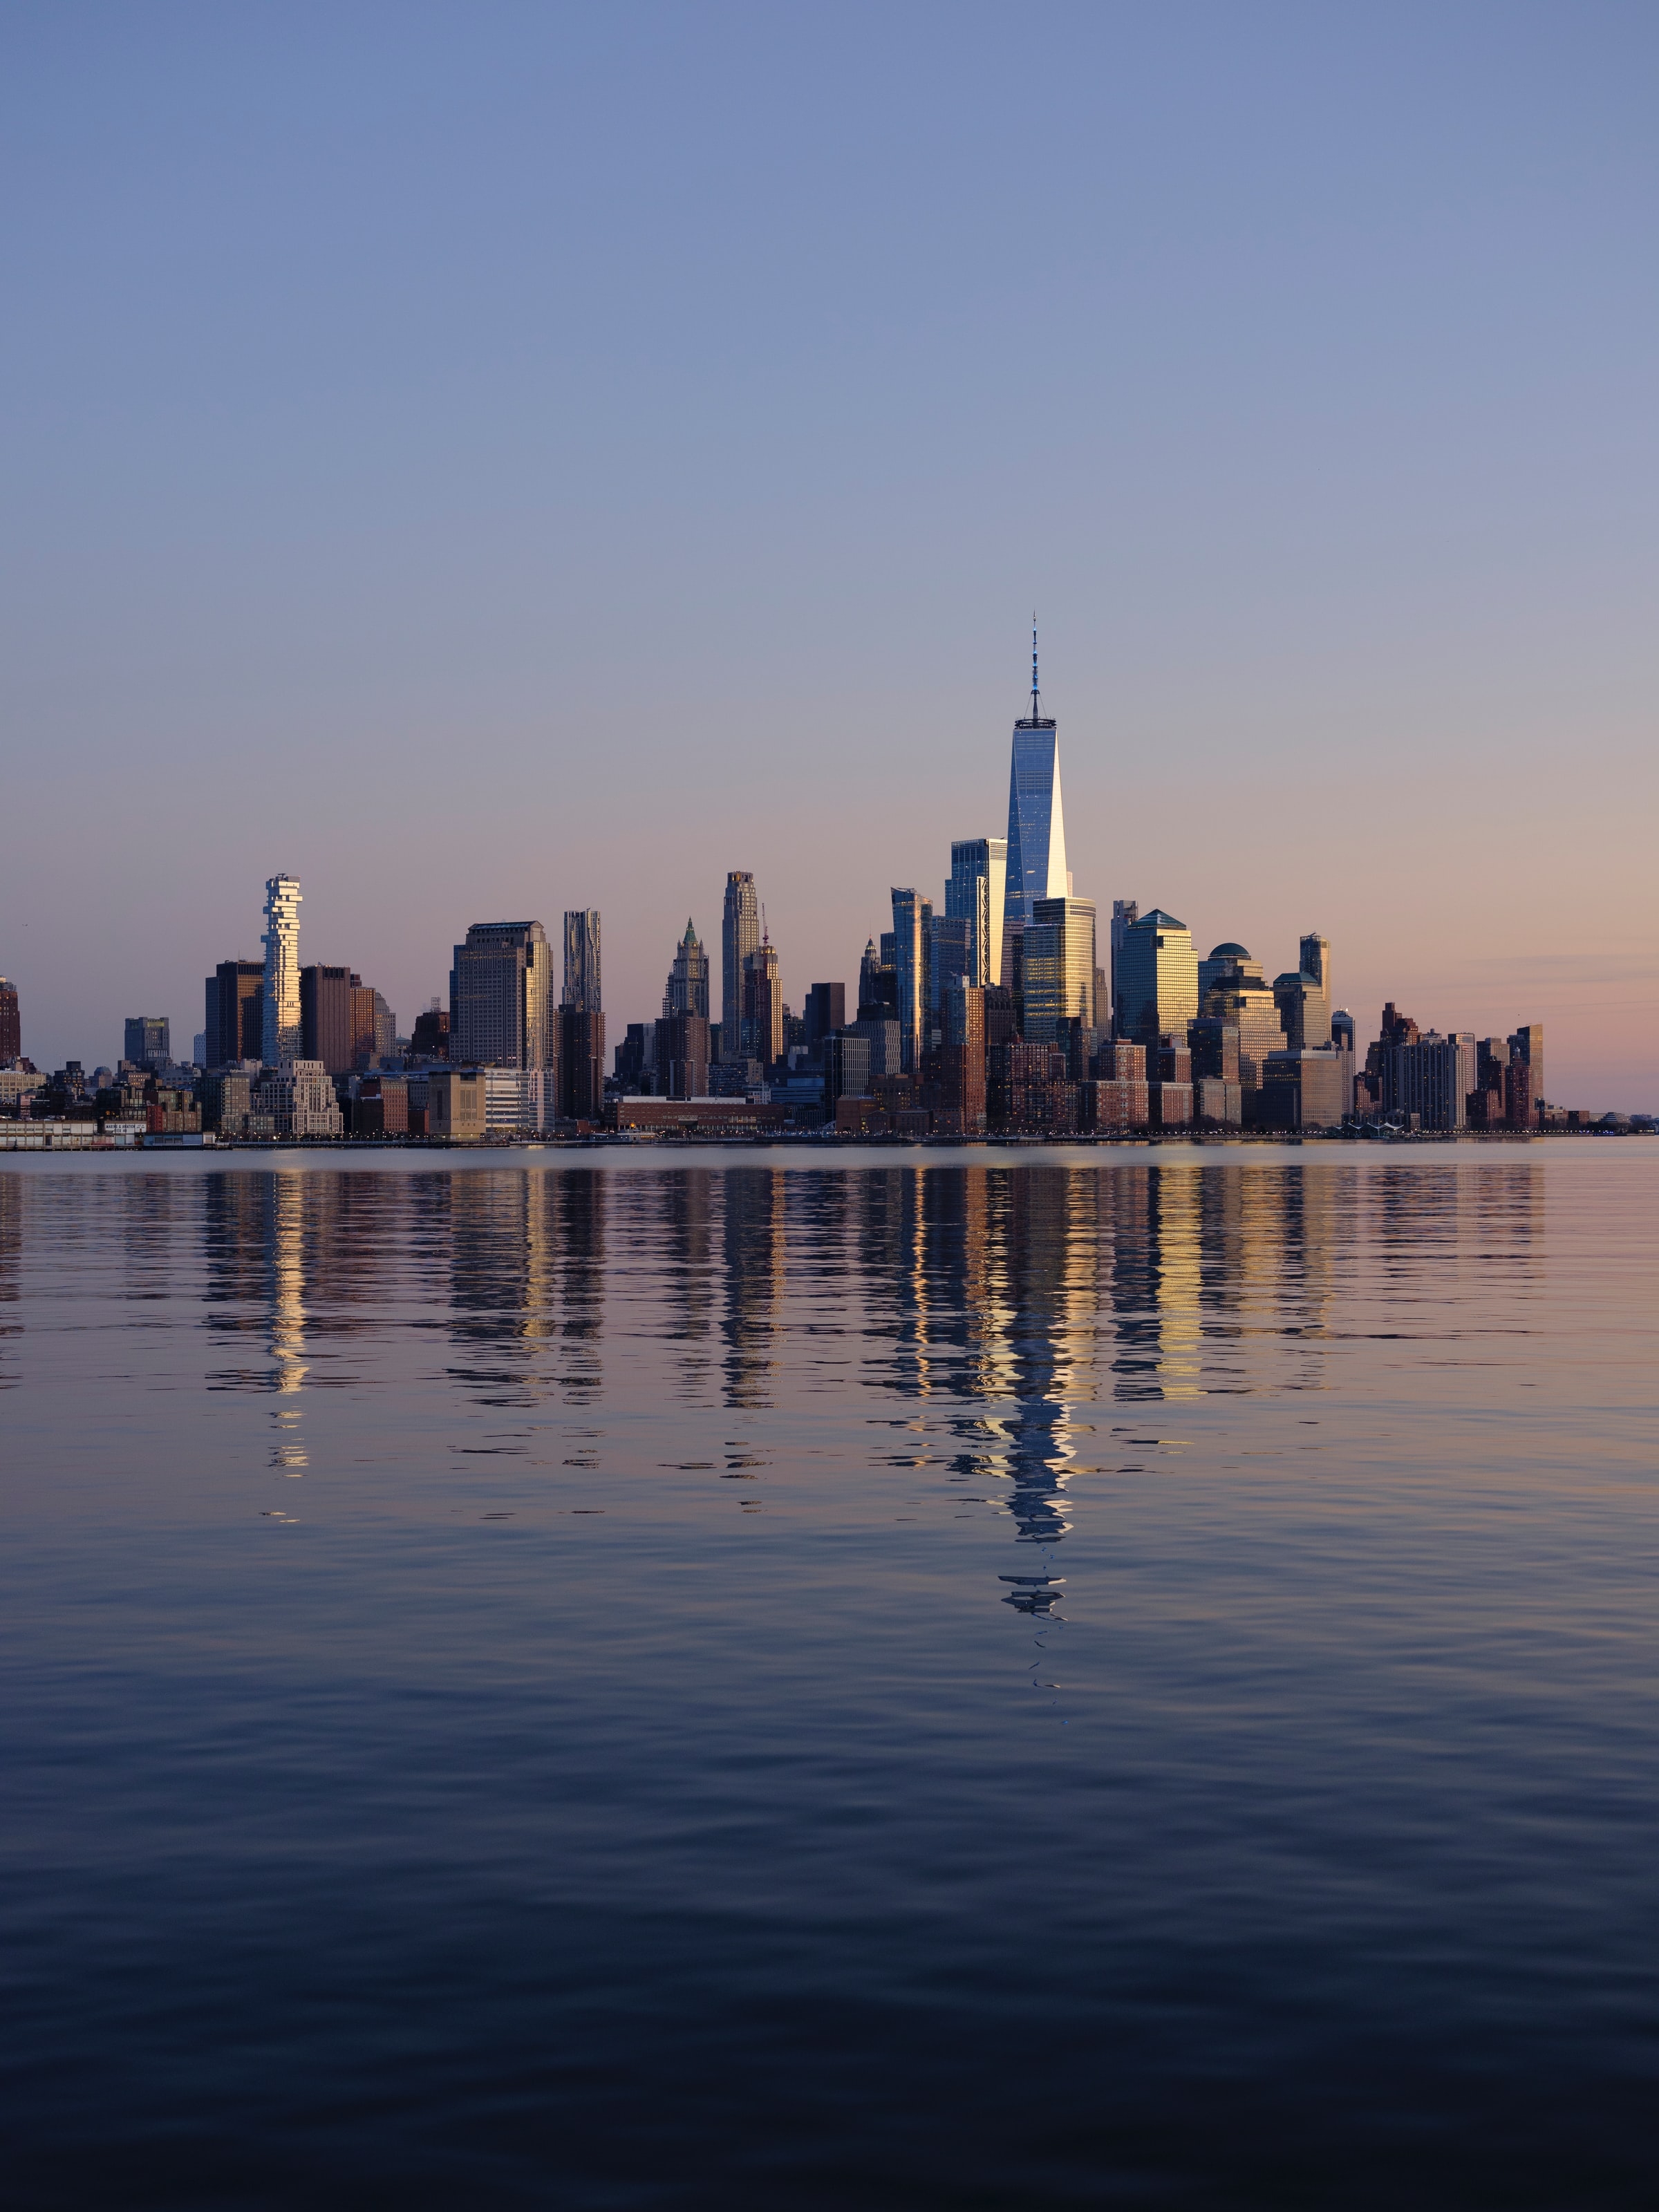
3, 1145, 1658, 2208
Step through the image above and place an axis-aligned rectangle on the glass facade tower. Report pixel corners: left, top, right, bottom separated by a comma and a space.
946, 836, 1008, 987
1114, 909, 1199, 1044
1022, 897, 1098, 1043
1002, 630, 1069, 978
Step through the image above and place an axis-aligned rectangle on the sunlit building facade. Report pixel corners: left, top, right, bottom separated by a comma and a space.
261, 873, 303, 1064
1113, 909, 1197, 1045
1022, 896, 1098, 1044
947, 836, 1008, 986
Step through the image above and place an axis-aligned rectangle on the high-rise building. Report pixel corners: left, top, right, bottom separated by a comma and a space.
300, 966, 354, 1073
1022, 896, 1098, 1044
930, 915, 975, 1013
123, 1017, 170, 1069
1002, 624, 1070, 978
1108, 901, 1138, 1034
1114, 910, 1198, 1045
934, 978, 987, 1131
947, 838, 1008, 987
0, 976, 19, 1062
890, 888, 924, 1074
858, 938, 881, 1006
261, 874, 303, 1065
1275, 934, 1333, 1051
563, 911, 602, 1013
205, 960, 265, 1067
663, 920, 711, 1019
803, 983, 845, 1058
558, 1006, 606, 1119
721, 873, 760, 1064
1508, 1024, 1544, 1126
742, 939, 782, 1068
449, 921, 554, 1069
657, 1012, 710, 1101
1383, 1031, 1478, 1130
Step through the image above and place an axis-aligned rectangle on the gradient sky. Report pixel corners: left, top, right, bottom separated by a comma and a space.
3, 3, 1656, 1105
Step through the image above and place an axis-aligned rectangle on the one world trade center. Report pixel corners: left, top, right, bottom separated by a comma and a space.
1002, 622, 1071, 973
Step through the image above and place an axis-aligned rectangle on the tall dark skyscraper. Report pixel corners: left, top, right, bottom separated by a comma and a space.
205, 960, 265, 1067
890, 888, 924, 1074
721, 873, 759, 1065
0, 976, 21, 1063
563, 911, 602, 1013
123, 1015, 170, 1068
449, 921, 554, 1069
1002, 625, 1070, 978
301, 966, 354, 1074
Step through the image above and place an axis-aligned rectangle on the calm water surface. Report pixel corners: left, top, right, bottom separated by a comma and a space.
3, 1145, 1658, 2208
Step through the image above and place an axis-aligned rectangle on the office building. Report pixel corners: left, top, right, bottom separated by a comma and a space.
1114, 910, 1198, 1044
449, 921, 554, 1069
721, 873, 760, 1065
664, 920, 711, 1020
426, 1067, 486, 1141
947, 837, 1007, 986
1022, 895, 1098, 1044
300, 966, 354, 1074
261, 874, 303, 1064
563, 910, 601, 1014
1002, 626, 1070, 986
1199, 947, 1282, 1097
205, 960, 265, 1068
858, 939, 882, 1006
1107, 901, 1138, 1034
1259, 1048, 1351, 1130
558, 1007, 606, 1120
934, 979, 987, 1131
742, 939, 783, 1067
823, 1030, 873, 1111
1197, 940, 1262, 1004
930, 915, 975, 1014
890, 888, 924, 1073
0, 977, 19, 1063
657, 1012, 711, 1101
1275, 934, 1333, 1051
1383, 1031, 1478, 1131
123, 1017, 170, 1069
803, 983, 845, 1058
1508, 1024, 1544, 1127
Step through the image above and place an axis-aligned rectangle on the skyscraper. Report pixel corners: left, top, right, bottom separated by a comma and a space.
1108, 899, 1139, 1033
1002, 624, 1069, 977
742, 939, 782, 1067
123, 1016, 170, 1069
563, 911, 602, 1013
449, 921, 554, 1069
890, 888, 924, 1074
947, 838, 1007, 987
721, 872, 760, 1065
663, 920, 710, 1019
300, 965, 354, 1072
1508, 1024, 1544, 1126
261, 874, 303, 1065
1022, 897, 1098, 1043
205, 960, 264, 1067
1114, 910, 1199, 1044
0, 976, 18, 1062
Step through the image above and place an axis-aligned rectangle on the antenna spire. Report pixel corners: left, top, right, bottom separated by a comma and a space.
1031, 613, 1040, 717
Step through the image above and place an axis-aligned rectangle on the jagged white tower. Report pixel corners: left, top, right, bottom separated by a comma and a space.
261, 873, 303, 1065
1002, 620, 1069, 948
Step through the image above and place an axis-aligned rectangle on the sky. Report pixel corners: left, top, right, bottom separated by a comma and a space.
1, 1, 1656, 1106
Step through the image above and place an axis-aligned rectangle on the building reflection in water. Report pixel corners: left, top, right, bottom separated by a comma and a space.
443, 1170, 606, 1409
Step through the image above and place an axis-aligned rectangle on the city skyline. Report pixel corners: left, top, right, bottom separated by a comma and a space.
0, 627, 1648, 1116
